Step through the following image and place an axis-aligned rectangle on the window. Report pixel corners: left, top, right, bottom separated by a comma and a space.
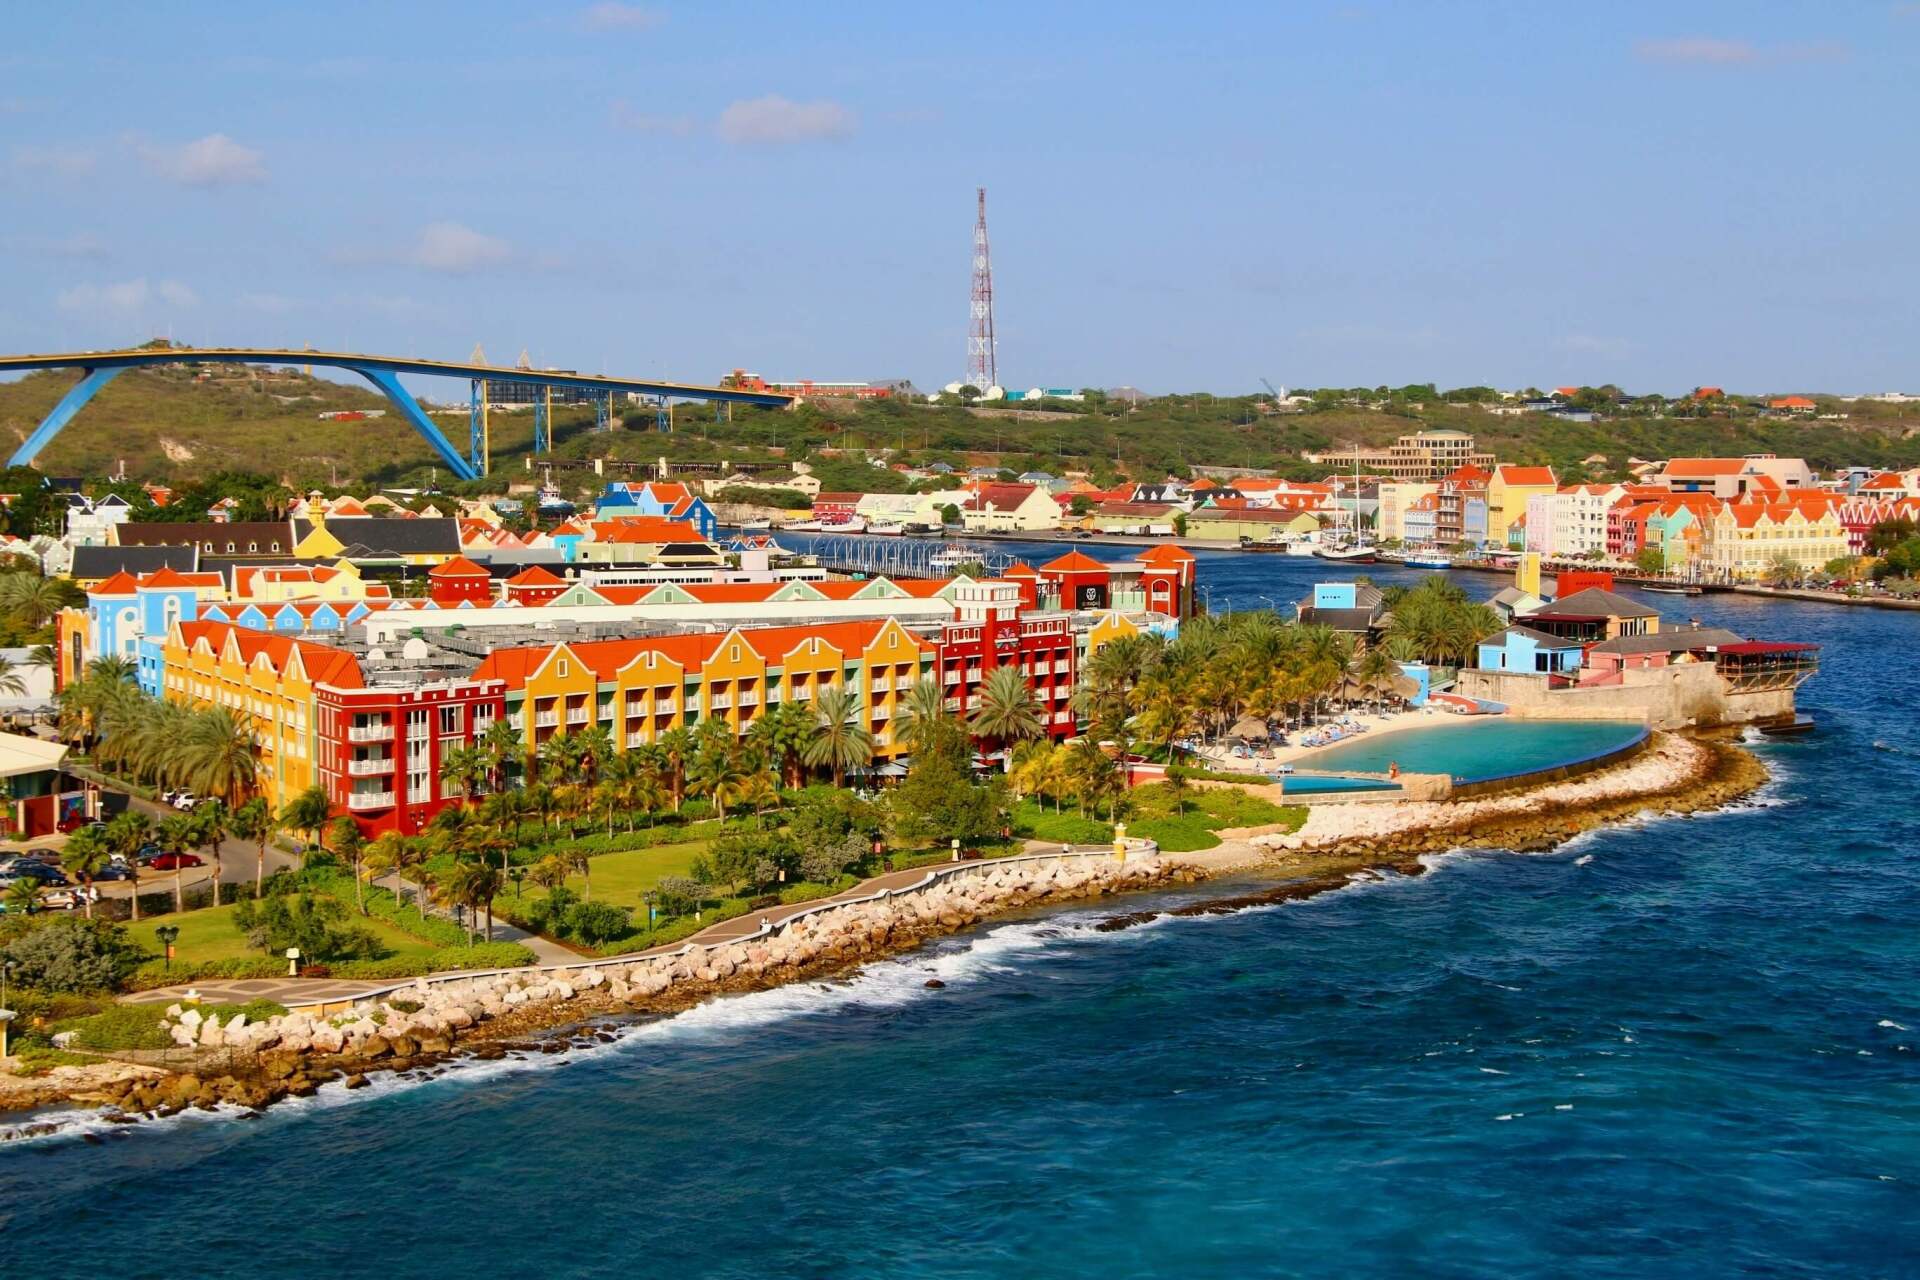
557, 659, 570, 678
440, 706, 460, 734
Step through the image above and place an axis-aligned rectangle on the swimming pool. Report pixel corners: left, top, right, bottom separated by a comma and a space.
1280, 775, 1403, 796
1303, 718, 1648, 786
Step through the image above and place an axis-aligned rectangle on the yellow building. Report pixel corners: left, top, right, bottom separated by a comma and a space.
470, 617, 935, 764
1376, 482, 1439, 543
1704, 498, 1849, 581
160, 620, 361, 809
1485, 466, 1558, 547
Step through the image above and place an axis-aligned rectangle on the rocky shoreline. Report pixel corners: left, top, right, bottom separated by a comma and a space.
5, 853, 1202, 1130
2, 732, 1767, 1137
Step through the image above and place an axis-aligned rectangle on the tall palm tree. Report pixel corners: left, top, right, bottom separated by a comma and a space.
64, 825, 111, 919
180, 706, 258, 808
969, 665, 1043, 770
656, 725, 694, 810
103, 810, 152, 921
365, 831, 423, 910
537, 733, 580, 788
574, 725, 615, 789
478, 718, 522, 793
278, 785, 333, 861
0, 571, 80, 631
228, 795, 276, 899
191, 799, 230, 896
803, 686, 872, 787
0, 657, 27, 699
564, 848, 592, 904
85, 655, 138, 685
896, 677, 952, 755
439, 743, 488, 803
687, 736, 748, 822
155, 812, 198, 915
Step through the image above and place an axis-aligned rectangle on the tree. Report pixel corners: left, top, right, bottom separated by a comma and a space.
1634, 545, 1667, 576
6, 875, 43, 917
103, 810, 152, 921
179, 706, 258, 807
365, 831, 424, 911
439, 743, 488, 803
279, 785, 333, 862
0, 656, 26, 699
896, 678, 952, 755
803, 686, 873, 787
0, 915, 139, 991
154, 812, 199, 915
63, 826, 112, 918
229, 796, 276, 900
329, 816, 368, 914
564, 847, 593, 904
969, 664, 1044, 769
1764, 554, 1802, 588
0, 571, 80, 631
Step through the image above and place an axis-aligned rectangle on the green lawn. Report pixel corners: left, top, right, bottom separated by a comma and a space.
529, 839, 712, 912
1013, 786, 1307, 853
125, 900, 441, 966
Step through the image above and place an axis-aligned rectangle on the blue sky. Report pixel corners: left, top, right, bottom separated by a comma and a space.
2, 1, 1916, 397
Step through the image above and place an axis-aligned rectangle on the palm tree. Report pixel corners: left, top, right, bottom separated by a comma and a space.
896, 677, 952, 755
574, 725, 615, 789
192, 799, 230, 896
365, 831, 422, 910
85, 655, 137, 685
803, 686, 872, 787
0, 656, 27, 699
564, 848, 592, 904
180, 706, 258, 808
0, 571, 80, 631
439, 743, 489, 803
687, 734, 748, 822
154, 812, 198, 915
478, 718, 522, 793
329, 816, 368, 913
278, 785, 333, 862
537, 733, 580, 788
103, 810, 152, 921
7, 877, 43, 917
737, 768, 780, 827
462, 860, 503, 940
228, 796, 276, 899
64, 825, 111, 918
969, 665, 1044, 770
657, 726, 694, 810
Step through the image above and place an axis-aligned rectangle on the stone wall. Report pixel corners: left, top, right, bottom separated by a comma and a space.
1454, 662, 1787, 731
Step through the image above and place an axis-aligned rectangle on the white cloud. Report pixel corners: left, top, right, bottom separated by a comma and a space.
580, 3, 664, 30
11, 144, 96, 177
1634, 36, 1847, 66
56, 277, 197, 314
140, 133, 268, 186
405, 221, 512, 273
717, 95, 856, 146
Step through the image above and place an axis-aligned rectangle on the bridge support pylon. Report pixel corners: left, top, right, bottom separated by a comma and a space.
353, 367, 479, 481
8, 366, 127, 469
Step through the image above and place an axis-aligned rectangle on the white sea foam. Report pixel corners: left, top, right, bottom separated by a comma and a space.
1878, 1019, 1908, 1031
1573, 854, 1594, 866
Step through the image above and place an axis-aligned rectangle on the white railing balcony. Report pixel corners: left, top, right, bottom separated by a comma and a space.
347, 723, 392, 743
1054, 709, 1075, 723
1054, 660, 1072, 675
791, 687, 812, 702
346, 790, 395, 811
944, 697, 962, 712
346, 757, 391, 777
871, 704, 892, 720
626, 732, 646, 748
709, 694, 732, 711
566, 707, 589, 723
966, 667, 983, 681
507, 713, 524, 731
943, 669, 961, 685
738, 691, 760, 707
654, 697, 677, 713
534, 711, 559, 728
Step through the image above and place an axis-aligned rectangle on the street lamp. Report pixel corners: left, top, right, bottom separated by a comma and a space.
284, 946, 301, 977
154, 924, 181, 972
643, 888, 659, 939
508, 867, 526, 898
950, 837, 961, 863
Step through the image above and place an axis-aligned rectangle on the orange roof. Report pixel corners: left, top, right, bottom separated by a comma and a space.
1553, 386, 1580, 397
141, 566, 222, 589
1863, 471, 1908, 490
589, 517, 704, 543
1769, 395, 1816, 409
1495, 465, 1557, 486
1692, 386, 1724, 399
471, 619, 926, 690
1040, 550, 1108, 573
505, 565, 566, 587
89, 570, 140, 594
174, 620, 363, 689
1138, 544, 1195, 565
1001, 561, 1040, 578
1186, 477, 1219, 490
1442, 464, 1492, 488
428, 555, 490, 578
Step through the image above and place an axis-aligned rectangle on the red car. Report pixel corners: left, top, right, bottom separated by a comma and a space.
144, 852, 205, 871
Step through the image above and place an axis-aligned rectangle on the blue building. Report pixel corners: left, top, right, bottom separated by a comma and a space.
1475, 624, 1584, 676
594, 482, 717, 538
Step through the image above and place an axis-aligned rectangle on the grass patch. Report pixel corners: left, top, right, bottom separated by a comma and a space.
125, 900, 439, 967
1011, 787, 1306, 853
55, 1004, 175, 1051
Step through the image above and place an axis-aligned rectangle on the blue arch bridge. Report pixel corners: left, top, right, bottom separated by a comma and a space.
0, 347, 793, 482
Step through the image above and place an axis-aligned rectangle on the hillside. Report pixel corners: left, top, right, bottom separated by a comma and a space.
4, 364, 1918, 493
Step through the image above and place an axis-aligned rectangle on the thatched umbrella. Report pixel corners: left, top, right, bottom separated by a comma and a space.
1229, 716, 1270, 742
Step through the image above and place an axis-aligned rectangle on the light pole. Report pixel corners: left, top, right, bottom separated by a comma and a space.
155, 924, 181, 972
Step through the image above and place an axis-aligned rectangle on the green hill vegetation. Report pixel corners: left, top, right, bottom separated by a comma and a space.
5, 363, 1918, 494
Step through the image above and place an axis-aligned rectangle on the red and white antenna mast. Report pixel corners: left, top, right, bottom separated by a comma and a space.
966, 187, 997, 391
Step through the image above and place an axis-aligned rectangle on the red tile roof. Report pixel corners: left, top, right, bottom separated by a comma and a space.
428, 555, 490, 578
1040, 550, 1108, 573
505, 565, 566, 587
1495, 465, 1557, 486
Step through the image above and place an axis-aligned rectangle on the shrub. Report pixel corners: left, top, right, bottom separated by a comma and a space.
56, 1004, 175, 1051
563, 901, 631, 946
1, 916, 143, 993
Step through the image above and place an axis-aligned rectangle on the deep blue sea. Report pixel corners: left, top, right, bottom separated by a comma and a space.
4, 548, 1917, 1279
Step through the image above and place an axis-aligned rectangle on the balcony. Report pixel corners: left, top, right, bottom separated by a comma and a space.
653, 697, 678, 714
944, 697, 961, 712
709, 694, 733, 711
346, 790, 395, 811
738, 690, 760, 707
626, 732, 646, 748
871, 704, 892, 720
346, 723, 392, 744
346, 757, 392, 777
943, 669, 961, 685
534, 711, 559, 728
566, 707, 590, 724
1054, 660, 1072, 675
506, 713, 524, 731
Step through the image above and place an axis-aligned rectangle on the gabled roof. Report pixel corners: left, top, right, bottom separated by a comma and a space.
1494, 465, 1557, 486
1536, 587, 1659, 618
73, 544, 199, 579
88, 570, 140, 596
1488, 624, 1582, 648
505, 565, 566, 587
1589, 625, 1746, 655
1040, 550, 1108, 573
1137, 544, 1195, 565
428, 555, 490, 578
1662, 458, 1747, 478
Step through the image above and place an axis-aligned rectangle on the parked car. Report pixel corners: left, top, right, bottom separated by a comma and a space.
168, 791, 200, 811
5, 862, 70, 886
134, 843, 164, 864
90, 863, 134, 881
39, 888, 82, 910
144, 852, 204, 871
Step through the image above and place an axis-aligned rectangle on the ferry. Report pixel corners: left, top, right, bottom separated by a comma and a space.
1314, 541, 1379, 564
867, 521, 906, 536
737, 517, 772, 533
1403, 548, 1454, 570
781, 518, 823, 532
535, 484, 575, 517
930, 546, 986, 573
1641, 583, 1704, 596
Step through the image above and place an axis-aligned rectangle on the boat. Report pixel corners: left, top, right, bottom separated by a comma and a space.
1237, 534, 1294, 553
781, 518, 822, 532
1641, 583, 1703, 596
867, 521, 905, 536
1285, 537, 1320, 557
930, 546, 986, 572
737, 517, 772, 533
534, 483, 575, 516
1758, 714, 1816, 738
1314, 542, 1379, 564
1403, 548, 1454, 570
820, 517, 868, 533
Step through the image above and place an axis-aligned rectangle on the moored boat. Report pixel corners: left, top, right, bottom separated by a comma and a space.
1403, 548, 1454, 569
1315, 543, 1379, 564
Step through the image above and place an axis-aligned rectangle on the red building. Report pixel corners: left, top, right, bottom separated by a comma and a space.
503, 564, 567, 606
936, 582, 1078, 749
427, 555, 493, 605
314, 675, 507, 836
1136, 544, 1196, 618
812, 493, 862, 523
1038, 549, 1114, 611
